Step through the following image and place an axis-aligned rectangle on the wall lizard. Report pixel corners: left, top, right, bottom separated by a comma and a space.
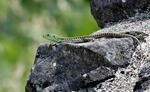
43, 32, 141, 47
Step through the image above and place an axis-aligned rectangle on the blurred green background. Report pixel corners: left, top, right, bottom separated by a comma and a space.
0, 0, 99, 92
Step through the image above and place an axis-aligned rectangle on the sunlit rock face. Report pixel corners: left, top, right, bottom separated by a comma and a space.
91, 0, 150, 28
25, 31, 148, 92
26, 0, 150, 92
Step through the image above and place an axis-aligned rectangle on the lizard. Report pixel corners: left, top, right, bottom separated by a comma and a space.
43, 32, 143, 62
43, 32, 145, 69
43, 32, 141, 46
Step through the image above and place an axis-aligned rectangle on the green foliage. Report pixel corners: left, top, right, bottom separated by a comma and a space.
0, 0, 99, 92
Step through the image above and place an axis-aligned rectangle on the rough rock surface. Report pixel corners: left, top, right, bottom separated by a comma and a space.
26, 0, 150, 92
90, 13, 150, 92
91, 0, 150, 28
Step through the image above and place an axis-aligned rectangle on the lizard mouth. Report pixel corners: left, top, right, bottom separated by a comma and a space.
48, 38, 58, 42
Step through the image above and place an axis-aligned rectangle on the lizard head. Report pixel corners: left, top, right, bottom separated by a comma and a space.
43, 33, 60, 42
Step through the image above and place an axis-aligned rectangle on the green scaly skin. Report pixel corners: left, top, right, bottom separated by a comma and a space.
43, 33, 64, 42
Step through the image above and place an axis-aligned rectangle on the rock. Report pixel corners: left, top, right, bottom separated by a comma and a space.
25, 31, 148, 92
25, 43, 113, 92
26, 1, 150, 92
91, 0, 150, 28
134, 49, 150, 92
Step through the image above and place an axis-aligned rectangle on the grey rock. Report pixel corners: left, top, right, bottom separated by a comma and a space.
25, 30, 148, 92
134, 50, 150, 92
25, 43, 114, 92
90, 7, 150, 92
91, 0, 150, 28
26, 1, 150, 92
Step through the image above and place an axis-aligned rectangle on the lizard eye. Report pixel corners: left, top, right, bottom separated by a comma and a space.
47, 34, 50, 36
52, 35, 55, 38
